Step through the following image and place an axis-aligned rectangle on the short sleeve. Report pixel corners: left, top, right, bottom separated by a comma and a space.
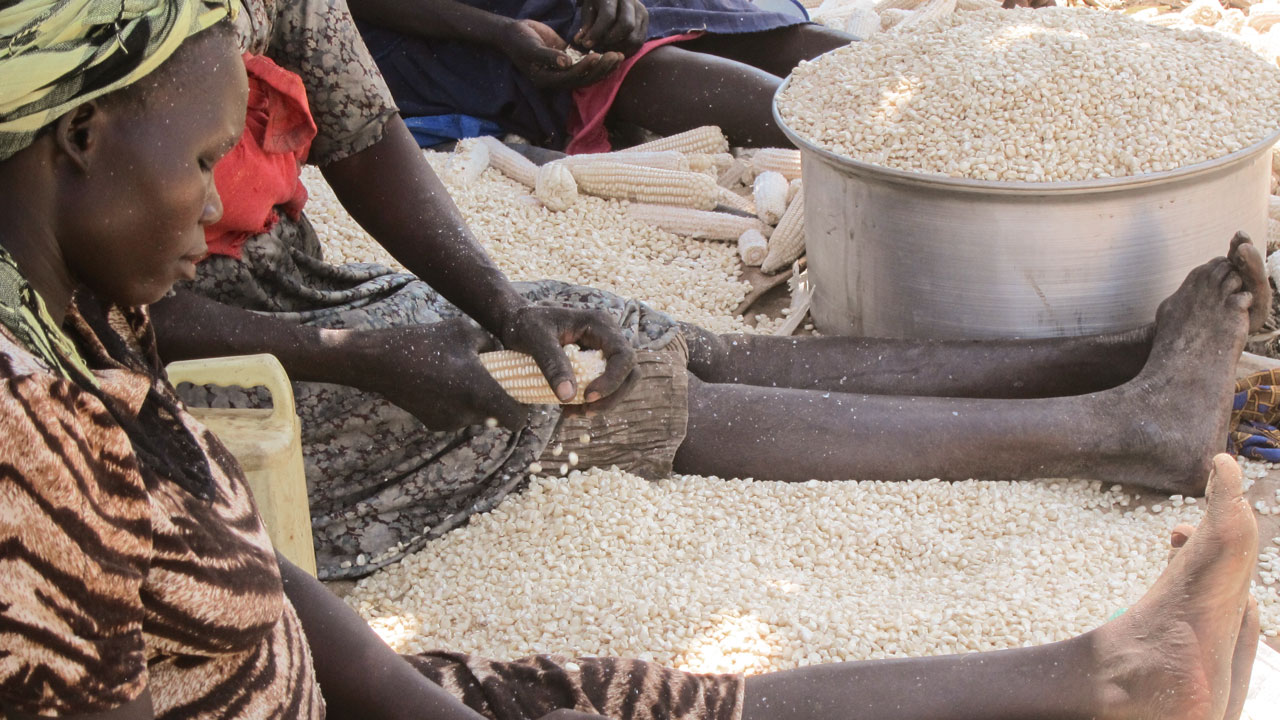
256, 0, 400, 166
0, 375, 151, 715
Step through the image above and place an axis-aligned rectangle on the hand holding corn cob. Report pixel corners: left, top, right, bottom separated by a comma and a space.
494, 304, 637, 406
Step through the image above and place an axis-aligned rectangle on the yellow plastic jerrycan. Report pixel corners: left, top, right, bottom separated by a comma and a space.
165, 354, 318, 576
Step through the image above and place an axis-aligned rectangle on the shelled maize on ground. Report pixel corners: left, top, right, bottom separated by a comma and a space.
346, 463, 1280, 673
305, 159, 1280, 667
302, 0, 1280, 672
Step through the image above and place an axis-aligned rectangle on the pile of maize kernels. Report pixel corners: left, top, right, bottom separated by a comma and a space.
300, 0, 1280, 674
345, 465, 1280, 674
303, 164, 1280, 670
777, 6, 1280, 182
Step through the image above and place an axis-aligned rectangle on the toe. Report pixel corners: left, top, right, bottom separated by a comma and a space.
1207, 453, 1244, 502
1170, 523, 1196, 550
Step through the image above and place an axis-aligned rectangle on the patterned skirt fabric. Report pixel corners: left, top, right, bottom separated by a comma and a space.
176, 216, 686, 579
407, 652, 744, 720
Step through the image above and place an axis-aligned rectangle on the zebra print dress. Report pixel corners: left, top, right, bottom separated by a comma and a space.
0, 296, 744, 720
0, 300, 325, 719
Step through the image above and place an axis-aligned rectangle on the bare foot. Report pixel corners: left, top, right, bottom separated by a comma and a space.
1093, 454, 1258, 720
1164, 518, 1261, 720
1111, 254, 1251, 493
1229, 232, 1270, 333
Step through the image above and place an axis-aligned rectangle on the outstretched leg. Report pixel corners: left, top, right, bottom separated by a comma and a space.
611, 45, 789, 147
677, 24, 855, 78
675, 253, 1253, 492
685, 236, 1270, 400
741, 454, 1259, 720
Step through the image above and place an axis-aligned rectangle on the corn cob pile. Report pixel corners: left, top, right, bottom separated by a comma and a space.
302, 157, 788, 335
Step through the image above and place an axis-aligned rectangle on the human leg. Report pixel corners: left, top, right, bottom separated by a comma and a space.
685, 236, 1268, 400
674, 254, 1252, 491
741, 454, 1258, 720
611, 45, 789, 147
677, 24, 855, 78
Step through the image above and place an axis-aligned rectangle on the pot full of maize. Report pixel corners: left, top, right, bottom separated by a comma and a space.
773, 6, 1280, 339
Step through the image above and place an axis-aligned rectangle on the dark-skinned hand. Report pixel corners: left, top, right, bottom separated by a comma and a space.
500, 18, 624, 89
1002, 0, 1055, 7
576, 0, 649, 54
350, 318, 534, 431
496, 304, 637, 407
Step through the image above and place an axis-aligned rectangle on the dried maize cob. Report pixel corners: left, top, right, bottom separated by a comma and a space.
954, 0, 996, 10
477, 136, 538, 187
874, 0, 927, 11
560, 150, 690, 172
761, 187, 805, 274
718, 157, 755, 188
896, 0, 957, 30
738, 228, 768, 266
570, 162, 719, 209
627, 204, 770, 241
716, 186, 756, 215
1269, 194, 1280, 222
751, 149, 803, 182
787, 178, 803, 204
1249, 4, 1280, 32
879, 7, 913, 28
844, 7, 880, 39
753, 171, 790, 225
626, 126, 730, 155
536, 161, 579, 211
449, 139, 491, 186
479, 345, 606, 404
1181, 0, 1224, 26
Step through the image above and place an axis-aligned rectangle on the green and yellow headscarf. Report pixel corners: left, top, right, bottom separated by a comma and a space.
0, 0, 238, 161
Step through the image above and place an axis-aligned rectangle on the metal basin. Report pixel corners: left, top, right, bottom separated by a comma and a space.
774, 78, 1279, 339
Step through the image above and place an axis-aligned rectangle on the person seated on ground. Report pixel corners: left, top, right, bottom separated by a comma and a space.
151, 0, 1273, 582
347, 0, 854, 151
0, 14, 1265, 715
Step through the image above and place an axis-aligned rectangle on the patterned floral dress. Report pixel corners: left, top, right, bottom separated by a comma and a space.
178, 0, 688, 580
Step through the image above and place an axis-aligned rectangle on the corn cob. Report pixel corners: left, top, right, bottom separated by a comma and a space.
874, 0, 927, 10
477, 136, 538, 188
560, 151, 690, 172
954, 0, 996, 9
1248, 4, 1280, 32
844, 6, 880, 39
536, 161, 579, 211
718, 157, 755, 188
761, 187, 805, 274
627, 204, 770, 241
1269, 194, 1280, 222
751, 149, 803, 182
626, 126, 730, 155
896, 0, 957, 30
738, 228, 768, 266
787, 178, 803, 204
716, 186, 757, 215
570, 162, 719, 210
753, 171, 790, 226
479, 345, 606, 404
449, 139, 491, 186
879, 7, 913, 28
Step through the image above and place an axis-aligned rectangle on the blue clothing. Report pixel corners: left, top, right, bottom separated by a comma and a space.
357, 0, 806, 149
